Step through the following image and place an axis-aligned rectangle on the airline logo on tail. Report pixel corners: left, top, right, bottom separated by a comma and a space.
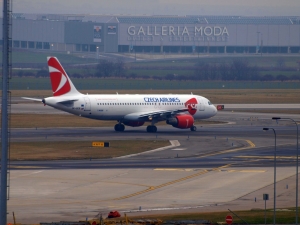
48, 57, 71, 96
185, 98, 198, 115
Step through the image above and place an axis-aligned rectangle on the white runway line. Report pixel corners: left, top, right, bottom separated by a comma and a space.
115, 140, 180, 159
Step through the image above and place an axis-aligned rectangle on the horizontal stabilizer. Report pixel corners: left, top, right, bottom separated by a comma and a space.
22, 97, 43, 102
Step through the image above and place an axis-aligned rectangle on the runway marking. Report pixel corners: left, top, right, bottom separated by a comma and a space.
29, 175, 152, 188
9, 166, 48, 169
196, 139, 255, 158
115, 140, 180, 159
236, 155, 296, 160
11, 170, 44, 179
222, 169, 266, 173
171, 148, 186, 151
154, 168, 194, 171
114, 164, 231, 200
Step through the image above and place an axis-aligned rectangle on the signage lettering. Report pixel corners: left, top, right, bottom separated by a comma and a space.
127, 26, 229, 37
144, 97, 181, 103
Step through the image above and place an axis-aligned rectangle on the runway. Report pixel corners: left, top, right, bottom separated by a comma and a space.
6, 103, 300, 223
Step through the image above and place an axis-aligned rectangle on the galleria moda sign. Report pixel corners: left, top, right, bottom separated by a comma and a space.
127, 25, 229, 42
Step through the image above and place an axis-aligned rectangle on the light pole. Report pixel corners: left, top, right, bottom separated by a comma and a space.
134, 39, 136, 62
261, 33, 263, 57
96, 46, 99, 60
272, 117, 299, 225
263, 127, 277, 225
257, 31, 260, 54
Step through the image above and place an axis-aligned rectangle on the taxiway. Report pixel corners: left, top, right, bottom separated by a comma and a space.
6, 103, 300, 223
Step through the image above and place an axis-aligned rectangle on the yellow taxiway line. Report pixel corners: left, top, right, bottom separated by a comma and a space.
114, 164, 231, 200
196, 139, 256, 159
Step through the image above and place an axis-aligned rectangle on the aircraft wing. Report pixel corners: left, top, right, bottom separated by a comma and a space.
124, 108, 189, 121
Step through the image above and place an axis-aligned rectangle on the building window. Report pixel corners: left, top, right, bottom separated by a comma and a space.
90, 45, 96, 52
28, 41, 35, 48
76, 44, 81, 51
82, 44, 88, 52
13, 40, 20, 48
21, 41, 27, 48
43, 42, 50, 49
36, 42, 43, 49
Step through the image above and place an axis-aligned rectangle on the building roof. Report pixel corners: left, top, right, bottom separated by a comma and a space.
118, 15, 296, 25
11, 13, 300, 25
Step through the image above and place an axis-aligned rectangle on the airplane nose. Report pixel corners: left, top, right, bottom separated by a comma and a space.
213, 105, 217, 115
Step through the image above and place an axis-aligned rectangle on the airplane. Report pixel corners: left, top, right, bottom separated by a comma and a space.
24, 57, 217, 132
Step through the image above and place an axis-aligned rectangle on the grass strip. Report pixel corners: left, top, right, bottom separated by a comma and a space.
128, 209, 297, 224
8, 140, 169, 161
12, 89, 300, 104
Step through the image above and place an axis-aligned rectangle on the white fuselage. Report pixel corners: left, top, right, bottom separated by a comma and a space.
44, 94, 217, 121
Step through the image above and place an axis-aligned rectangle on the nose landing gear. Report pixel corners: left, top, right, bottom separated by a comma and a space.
190, 125, 197, 131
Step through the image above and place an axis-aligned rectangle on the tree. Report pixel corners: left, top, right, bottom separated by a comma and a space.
96, 59, 115, 77
194, 62, 210, 80
261, 74, 274, 81
71, 73, 83, 78
219, 63, 231, 81
276, 57, 286, 68
290, 74, 300, 80
165, 74, 175, 80
36, 69, 48, 78
114, 58, 125, 77
230, 60, 250, 80
248, 66, 260, 81
276, 74, 288, 81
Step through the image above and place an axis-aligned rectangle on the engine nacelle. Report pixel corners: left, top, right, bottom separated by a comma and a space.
123, 121, 145, 127
166, 114, 194, 129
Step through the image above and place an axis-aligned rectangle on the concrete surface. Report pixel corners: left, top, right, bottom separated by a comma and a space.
8, 166, 297, 223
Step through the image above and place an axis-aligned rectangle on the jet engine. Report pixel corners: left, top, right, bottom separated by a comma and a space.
166, 114, 194, 129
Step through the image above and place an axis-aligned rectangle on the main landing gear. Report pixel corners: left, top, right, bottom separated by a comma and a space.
146, 125, 157, 133
114, 123, 125, 132
190, 125, 197, 132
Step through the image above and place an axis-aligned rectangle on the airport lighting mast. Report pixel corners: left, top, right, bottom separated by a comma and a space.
1, 0, 12, 224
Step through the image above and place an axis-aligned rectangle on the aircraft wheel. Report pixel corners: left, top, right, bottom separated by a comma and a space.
190, 125, 197, 132
114, 124, 125, 132
147, 125, 157, 133
120, 124, 125, 131
151, 126, 157, 133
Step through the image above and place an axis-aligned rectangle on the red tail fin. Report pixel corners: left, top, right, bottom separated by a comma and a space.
47, 57, 81, 96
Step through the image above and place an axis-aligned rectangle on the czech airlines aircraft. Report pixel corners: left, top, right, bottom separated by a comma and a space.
24, 57, 217, 132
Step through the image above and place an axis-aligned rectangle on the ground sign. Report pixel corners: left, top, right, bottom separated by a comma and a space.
226, 215, 233, 225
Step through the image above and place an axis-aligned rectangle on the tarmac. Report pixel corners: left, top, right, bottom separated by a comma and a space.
8, 165, 297, 223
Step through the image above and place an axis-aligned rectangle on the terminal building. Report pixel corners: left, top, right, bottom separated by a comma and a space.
2, 14, 300, 54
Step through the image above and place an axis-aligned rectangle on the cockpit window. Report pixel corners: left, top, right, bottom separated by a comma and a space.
208, 101, 212, 105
